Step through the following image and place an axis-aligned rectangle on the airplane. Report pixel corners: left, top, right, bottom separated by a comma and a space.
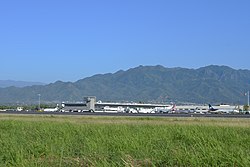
153, 104, 176, 113
208, 104, 239, 114
44, 105, 59, 112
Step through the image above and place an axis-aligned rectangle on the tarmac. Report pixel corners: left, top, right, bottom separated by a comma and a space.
1, 110, 250, 118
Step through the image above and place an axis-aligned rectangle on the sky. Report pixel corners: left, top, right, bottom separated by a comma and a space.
0, 0, 250, 83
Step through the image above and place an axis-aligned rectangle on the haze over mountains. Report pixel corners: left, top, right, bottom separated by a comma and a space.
0, 65, 250, 105
0, 80, 46, 88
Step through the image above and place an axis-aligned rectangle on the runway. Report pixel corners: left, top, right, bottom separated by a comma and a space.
1, 110, 250, 118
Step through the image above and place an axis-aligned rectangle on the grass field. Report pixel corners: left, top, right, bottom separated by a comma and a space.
0, 114, 249, 166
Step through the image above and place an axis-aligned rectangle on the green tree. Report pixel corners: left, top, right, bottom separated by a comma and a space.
243, 105, 249, 111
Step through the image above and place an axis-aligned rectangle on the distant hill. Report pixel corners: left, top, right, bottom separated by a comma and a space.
0, 65, 249, 105
0, 80, 46, 88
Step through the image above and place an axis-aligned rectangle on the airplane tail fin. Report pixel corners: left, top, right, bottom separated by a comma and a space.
208, 104, 213, 109
172, 104, 176, 111
208, 104, 218, 111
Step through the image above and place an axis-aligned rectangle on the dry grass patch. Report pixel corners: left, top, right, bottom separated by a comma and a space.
0, 114, 249, 127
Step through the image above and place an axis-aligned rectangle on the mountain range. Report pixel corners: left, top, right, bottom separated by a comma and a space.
0, 65, 250, 105
0, 80, 46, 88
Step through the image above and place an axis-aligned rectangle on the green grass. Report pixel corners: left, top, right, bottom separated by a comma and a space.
0, 115, 249, 166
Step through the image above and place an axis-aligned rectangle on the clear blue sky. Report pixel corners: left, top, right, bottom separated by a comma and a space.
0, 0, 249, 83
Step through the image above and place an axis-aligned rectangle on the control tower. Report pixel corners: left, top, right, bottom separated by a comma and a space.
84, 96, 96, 112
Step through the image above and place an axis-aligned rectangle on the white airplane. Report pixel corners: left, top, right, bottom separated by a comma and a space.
153, 104, 176, 113
208, 104, 239, 114
44, 105, 59, 112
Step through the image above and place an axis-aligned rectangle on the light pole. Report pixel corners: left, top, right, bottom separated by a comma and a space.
248, 91, 249, 106
38, 94, 41, 110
